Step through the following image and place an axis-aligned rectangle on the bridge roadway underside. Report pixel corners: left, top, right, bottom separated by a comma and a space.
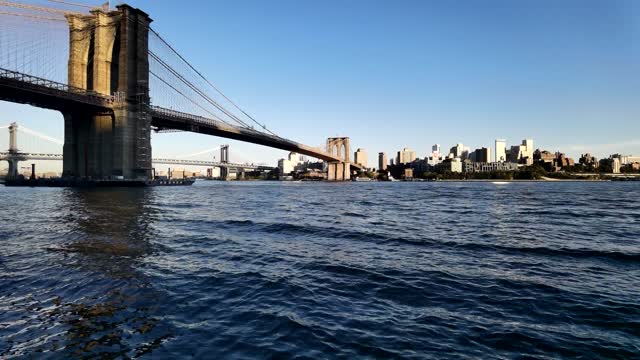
150, 108, 361, 169
0, 73, 111, 114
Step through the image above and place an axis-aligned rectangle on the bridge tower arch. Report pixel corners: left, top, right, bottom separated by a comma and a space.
326, 137, 351, 181
62, 5, 152, 180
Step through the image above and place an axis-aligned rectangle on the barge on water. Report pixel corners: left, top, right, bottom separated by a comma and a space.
2, 177, 195, 187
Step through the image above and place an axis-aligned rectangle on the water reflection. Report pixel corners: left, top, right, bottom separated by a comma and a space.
59, 188, 156, 258
31, 189, 173, 357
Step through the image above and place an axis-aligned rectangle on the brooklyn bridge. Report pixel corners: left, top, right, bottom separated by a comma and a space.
0, 1, 361, 183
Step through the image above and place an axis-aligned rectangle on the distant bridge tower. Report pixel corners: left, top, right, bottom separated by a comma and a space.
4, 123, 25, 179
220, 144, 229, 164
326, 137, 351, 181
62, 5, 152, 180
8, 122, 18, 153
219, 144, 230, 180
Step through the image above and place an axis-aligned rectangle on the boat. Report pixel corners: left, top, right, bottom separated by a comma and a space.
491, 181, 510, 185
354, 177, 374, 182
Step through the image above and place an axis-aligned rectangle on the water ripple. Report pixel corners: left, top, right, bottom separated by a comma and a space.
1, 182, 639, 358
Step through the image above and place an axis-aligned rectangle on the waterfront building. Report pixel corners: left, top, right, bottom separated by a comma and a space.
613, 157, 621, 174
205, 168, 221, 178
294, 161, 324, 173
278, 152, 300, 175
509, 145, 524, 163
404, 168, 414, 179
449, 143, 471, 160
291, 152, 302, 163
579, 153, 598, 168
617, 155, 640, 165
534, 149, 555, 163
449, 143, 463, 158
462, 147, 470, 160
278, 158, 294, 175
475, 147, 492, 163
354, 148, 368, 168
427, 156, 442, 166
495, 139, 506, 162
468, 150, 476, 162
435, 158, 462, 173
509, 139, 534, 164
169, 168, 185, 179
397, 147, 417, 164
410, 158, 433, 174
41, 171, 60, 178
378, 152, 387, 171
554, 152, 575, 170
463, 161, 519, 173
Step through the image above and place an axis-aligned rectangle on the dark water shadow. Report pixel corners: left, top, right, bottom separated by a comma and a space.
4, 188, 176, 358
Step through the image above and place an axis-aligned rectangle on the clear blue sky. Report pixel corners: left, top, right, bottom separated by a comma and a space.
2, 0, 638, 168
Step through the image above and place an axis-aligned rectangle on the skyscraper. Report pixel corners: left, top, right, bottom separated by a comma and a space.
449, 143, 463, 158
354, 148, 368, 168
431, 144, 441, 158
378, 152, 387, 171
397, 147, 417, 164
475, 147, 492, 163
509, 139, 534, 164
449, 143, 469, 159
495, 139, 506, 162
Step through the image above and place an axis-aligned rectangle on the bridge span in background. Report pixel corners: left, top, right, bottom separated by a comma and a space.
0, 123, 275, 179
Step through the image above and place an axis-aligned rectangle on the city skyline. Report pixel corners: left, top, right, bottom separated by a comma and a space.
1, 112, 637, 174
1, 0, 639, 169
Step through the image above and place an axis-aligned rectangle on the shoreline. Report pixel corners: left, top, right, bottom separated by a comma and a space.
428, 179, 611, 182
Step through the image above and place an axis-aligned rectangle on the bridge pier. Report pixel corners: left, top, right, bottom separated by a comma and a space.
6, 158, 19, 179
327, 161, 351, 181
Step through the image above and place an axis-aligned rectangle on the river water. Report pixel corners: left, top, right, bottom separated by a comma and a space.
0, 181, 638, 359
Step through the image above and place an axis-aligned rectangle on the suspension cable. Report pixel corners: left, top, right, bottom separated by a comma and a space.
149, 28, 279, 136
0, 10, 65, 21
176, 145, 223, 158
149, 51, 253, 129
20, 126, 64, 144
149, 70, 234, 127
0, 1, 81, 15
47, 0, 95, 9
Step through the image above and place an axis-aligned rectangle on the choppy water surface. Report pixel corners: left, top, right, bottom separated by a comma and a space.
1, 181, 639, 359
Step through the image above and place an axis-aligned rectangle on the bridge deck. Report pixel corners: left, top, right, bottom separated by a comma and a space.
0, 68, 112, 111
0, 152, 273, 170
150, 106, 361, 168
0, 69, 361, 169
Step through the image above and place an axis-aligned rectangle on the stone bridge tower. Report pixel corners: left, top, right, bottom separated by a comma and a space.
62, 4, 152, 180
220, 144, 230, 180
5, 122, 26, 179
326, 137, 351, 181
